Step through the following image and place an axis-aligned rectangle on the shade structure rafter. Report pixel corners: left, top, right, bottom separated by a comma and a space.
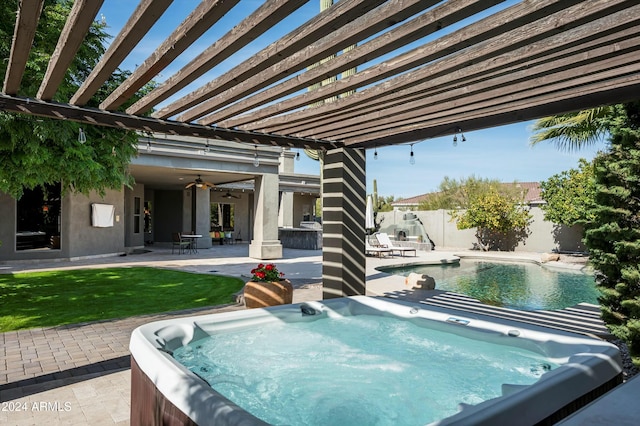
0, 0, 637, 149
220, 0, 632, 131
193, 0, 501, 126
245, 7, 640, 137
306, 28, 640, 141
152, 0, 388, 120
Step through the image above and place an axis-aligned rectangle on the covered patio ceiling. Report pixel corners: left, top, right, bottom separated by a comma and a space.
2, 0, 639, 150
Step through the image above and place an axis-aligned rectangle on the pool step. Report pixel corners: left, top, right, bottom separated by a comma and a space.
385, 290, 611, 339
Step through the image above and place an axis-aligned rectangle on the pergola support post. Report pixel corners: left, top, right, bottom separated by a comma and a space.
322, 147, 366, 299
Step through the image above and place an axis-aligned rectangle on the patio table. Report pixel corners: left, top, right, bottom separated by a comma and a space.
180, 234, 202, 254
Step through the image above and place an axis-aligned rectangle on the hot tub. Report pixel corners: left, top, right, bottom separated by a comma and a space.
129, 296, 622, 425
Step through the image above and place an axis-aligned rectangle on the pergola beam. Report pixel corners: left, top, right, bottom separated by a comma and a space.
314, 33, 640, 141
195, 0, 500, 125
220, 0, 604, 129
125, 0, 311, 116
70, 0, 173, 106
337, 59, 640, 144
186, 0, 448, 124
0, 94, 340, 151
3, 0, 45, 95
271, 26, 637, 137
36, 0, 104, 101
99, 0, 241, 111
240, 1, 639, 137
352, 72, 640, 147
152, 0, 387, 119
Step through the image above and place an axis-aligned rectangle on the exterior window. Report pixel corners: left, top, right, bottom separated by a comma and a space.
134, 197, 141, 234
16, 183, 61, 250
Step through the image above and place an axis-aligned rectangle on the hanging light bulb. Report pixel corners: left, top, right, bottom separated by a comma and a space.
409, 144, 415, 165
374, 145, 378, 160
296, 151, 300, 161
78, 128, 86, 144
454, 127, 466, 145
205, 138, 210, 153
146, 140, 152, 152
253, 145, 260, 167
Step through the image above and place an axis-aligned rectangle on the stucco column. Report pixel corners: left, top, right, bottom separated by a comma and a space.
322, 147, 366, 299
195, 188, 211, 249
278, 191, 294, 228
249, 173, 283, 259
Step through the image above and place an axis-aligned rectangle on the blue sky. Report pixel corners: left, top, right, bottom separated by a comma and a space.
292, 123, 601, 199
98, 0, 602, 199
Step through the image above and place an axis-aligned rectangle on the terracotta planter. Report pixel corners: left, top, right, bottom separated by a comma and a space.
243, 279, 293, 309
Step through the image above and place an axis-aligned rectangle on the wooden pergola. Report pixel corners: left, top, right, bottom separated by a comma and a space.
2, 0, 639, 150
3, 0, 640, 296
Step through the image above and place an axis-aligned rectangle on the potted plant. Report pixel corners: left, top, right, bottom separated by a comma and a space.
243, 263, 293, 308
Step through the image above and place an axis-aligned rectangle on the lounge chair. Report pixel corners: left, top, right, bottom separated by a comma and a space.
375, 232, 417, 257
365, 238, 391, 257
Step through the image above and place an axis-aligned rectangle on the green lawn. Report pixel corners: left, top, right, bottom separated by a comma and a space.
0, 267, 245, 332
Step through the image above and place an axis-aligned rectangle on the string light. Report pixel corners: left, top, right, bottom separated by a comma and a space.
205, 138, 210, 153
374, 145, 378, 160
454, 127, 466, 146
253, 145, 260, 167
409, 144, 415, 165
296, 151, 300, 161
78, 128, 86, 144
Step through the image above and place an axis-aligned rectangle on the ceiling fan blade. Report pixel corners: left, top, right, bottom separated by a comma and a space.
185, 182, 195, 188
203, 181, 215, 188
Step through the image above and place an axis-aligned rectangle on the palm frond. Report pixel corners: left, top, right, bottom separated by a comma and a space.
529, 107, 613, 152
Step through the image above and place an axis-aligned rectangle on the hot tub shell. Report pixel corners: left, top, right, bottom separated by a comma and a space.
129, 296, 622, 425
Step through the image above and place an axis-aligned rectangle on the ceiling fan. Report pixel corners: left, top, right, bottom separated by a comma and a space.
221, 191, 240, 199
185, 175, 215, 190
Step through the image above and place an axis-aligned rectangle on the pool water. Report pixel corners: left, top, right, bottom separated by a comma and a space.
173, 314, 557, 426
382, 260, 599, 310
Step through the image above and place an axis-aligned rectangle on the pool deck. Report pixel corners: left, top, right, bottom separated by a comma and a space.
0, 245, 635, 425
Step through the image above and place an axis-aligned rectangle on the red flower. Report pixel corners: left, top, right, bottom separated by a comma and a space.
250, 263, 284, 282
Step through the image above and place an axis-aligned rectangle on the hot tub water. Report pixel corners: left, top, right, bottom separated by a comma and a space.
173, 313, 558, 426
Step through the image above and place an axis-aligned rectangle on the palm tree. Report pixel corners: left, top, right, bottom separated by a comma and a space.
529, 106, 614, 152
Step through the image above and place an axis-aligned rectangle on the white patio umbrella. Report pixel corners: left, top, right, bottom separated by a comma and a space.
365, 195, 375, 231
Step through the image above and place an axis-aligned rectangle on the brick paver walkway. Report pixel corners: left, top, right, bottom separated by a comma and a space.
0, 303, 244, 400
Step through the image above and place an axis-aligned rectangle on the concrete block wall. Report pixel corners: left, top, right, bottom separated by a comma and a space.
378, 207, 585, 253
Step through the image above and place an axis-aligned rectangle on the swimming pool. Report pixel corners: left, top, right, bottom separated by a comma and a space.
129, 297, 622, 426
379, 259, 599, 311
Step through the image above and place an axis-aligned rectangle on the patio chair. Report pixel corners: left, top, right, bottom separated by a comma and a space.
375, 232, 417, 257
171, 232, 191, 254
365, 237, 392, 257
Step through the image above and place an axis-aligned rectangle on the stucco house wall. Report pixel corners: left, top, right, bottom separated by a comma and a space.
64, 190, 125, 259
0, 189, 126, 261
